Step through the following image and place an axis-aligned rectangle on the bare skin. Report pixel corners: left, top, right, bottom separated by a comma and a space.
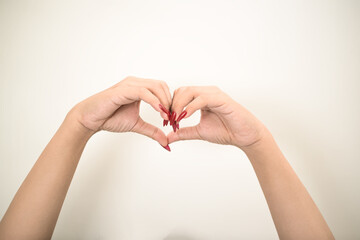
0, 78, 334, 239
168, 86, 334, 239
0, 77, 171, 239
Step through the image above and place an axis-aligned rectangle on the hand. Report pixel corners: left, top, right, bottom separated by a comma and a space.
167, 86, 267, 149
68, 76, 172, 148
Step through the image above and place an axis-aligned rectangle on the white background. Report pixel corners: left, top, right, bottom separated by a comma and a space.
1, 0, 359, 239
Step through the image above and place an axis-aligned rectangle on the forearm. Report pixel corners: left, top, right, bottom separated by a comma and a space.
242, 130, 334, 240
0, 112, 94, 240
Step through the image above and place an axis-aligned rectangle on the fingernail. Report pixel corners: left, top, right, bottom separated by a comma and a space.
162, 144, 171, 152
169, 112, 173, 126
176, 122, 179, 130
177, 110, 187, 122
159, 104, 170, 116
171, 112, 177, 126
163, 119, 169, 126
172, 121, 177, 132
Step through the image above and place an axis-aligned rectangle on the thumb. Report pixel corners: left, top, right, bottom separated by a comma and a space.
167, 125, 201, 144
131, 118, 168, 147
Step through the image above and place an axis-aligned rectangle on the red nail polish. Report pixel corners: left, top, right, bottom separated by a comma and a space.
176, 110, 187, 122
171, 112, 176, 126
162, 144, 171, 152
163, 119, 169, 126
169, 112, 173, 126
172, 121, 177, 132
176, 122, 179, 130
159, 104, 170, 116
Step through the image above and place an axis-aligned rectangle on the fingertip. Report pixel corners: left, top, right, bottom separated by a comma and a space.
160, 112, 169, 120
176, 110, 188, 122
156, 103, 162, 113
156, 131, 168, 147
160, 143, 171, 152
182, 108, 193, 119
170, 111, 177, 126
159, 103, 170, 114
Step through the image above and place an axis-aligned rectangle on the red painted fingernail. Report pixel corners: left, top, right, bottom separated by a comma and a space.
176, 122, 179, 130
172, 121, 177, 132
163, 119, 169, 126
171, 112, 177, 126
176, 110, 187, 122
159, 104, 170, 116
162, 144, 171, 152
169, 112, 173, 126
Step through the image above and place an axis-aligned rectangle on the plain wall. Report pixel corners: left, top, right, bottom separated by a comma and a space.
0, 0, 359, 239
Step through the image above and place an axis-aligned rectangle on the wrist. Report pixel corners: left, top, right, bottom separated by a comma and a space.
239, 127, 275, 155
63, 108, 97, 140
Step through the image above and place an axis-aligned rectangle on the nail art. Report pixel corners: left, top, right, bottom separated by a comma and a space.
162, 144, 171, 152
163, 119, 169, 126
176, 110, 187, 122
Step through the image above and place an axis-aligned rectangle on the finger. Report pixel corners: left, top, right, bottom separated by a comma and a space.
172, 86, 224, 122
131, 117, 169, 147
113, 86, 163, 114
163, 83, 172, 108
182, 96, 208, 119
142, 79, 171, 109
170, 87, 195, 123
172, 95, 206, 125
159, 104, 171, 120
158, 80, 172, 109
167, 125, 201, 144
160, 111, 169, 120
128, 78, 172, 114
159, 81, 172, 120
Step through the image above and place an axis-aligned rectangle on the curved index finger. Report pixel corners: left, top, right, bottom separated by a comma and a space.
127, 78, 170, 105
113, 86, 163, 114
171, 86, 227, 122
170, 87, 197, 120
128, 78, 172, 119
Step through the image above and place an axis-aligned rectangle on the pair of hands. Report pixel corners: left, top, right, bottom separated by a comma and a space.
69, 77, 266, 151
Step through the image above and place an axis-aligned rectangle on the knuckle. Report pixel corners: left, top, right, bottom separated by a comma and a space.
159, 80, 166, 86
124, 76, 135, 81
197, 95, 204, 102
157, 83, 164, 90
183, 86, 190, 92
191, 87, 198, 95
121, 76, 138, 86
139, 87, 148, 95
178, 86, 187, 92
160, 81, 169, 90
